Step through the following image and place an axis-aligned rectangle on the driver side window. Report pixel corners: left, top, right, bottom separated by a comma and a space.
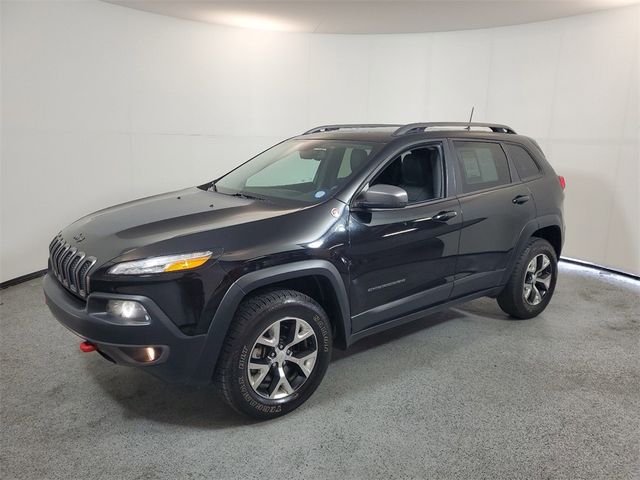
371, 145, 444, 204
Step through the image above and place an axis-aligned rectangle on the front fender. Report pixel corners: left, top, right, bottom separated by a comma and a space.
190, 259, 350, 385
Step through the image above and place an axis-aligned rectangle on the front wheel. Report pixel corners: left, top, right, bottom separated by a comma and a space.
497, 238, 558, 319
214, 289, 332, 420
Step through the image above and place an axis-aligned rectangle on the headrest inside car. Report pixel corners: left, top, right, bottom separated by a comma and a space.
401, 152, 427, 186
350, 148, 369, 171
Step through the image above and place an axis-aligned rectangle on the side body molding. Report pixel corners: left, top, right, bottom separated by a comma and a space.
191, 260, 351, 384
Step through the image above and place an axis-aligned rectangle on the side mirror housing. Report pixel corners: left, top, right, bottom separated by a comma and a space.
354, 184, 408, 209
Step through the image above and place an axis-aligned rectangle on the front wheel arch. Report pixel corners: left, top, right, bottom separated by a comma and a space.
214, 288, 333, 418
247, 275, 347, 349
192, 260, 350, 385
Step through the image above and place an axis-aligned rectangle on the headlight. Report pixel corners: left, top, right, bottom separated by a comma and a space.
107, 251, 214, 275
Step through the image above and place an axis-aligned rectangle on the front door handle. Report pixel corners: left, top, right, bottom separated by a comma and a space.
512, 195, 531, 205
432, 210, 458, 222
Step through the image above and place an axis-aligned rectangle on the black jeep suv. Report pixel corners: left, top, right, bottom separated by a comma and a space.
44, 122, 565, 419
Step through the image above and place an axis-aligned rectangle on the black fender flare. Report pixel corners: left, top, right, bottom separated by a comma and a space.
500, 219, 540, 286
500, 214, 564, 286
191, 260, 351, 384
537, 214, 565, 243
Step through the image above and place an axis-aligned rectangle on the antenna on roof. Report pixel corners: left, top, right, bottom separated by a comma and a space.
467, 106, 475, 131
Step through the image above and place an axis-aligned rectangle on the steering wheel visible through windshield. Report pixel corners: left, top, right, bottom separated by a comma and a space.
213, 139, 380, 205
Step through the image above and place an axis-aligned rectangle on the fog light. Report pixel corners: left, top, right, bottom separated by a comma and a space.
144, 347, 158, 362
106, 300, 150, 324
119, 346, 165, 364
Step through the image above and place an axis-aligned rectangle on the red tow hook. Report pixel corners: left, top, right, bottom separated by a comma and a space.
79, 341, 96, 353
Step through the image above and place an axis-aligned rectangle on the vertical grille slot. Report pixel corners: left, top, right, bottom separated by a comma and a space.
48, 234, 97, 298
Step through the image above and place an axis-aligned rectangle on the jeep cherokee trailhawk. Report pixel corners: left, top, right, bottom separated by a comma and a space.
44, 122, 565, 419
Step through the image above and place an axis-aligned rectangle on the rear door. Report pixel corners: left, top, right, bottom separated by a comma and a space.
346, 141, 462, 333
450, 139, 536, 298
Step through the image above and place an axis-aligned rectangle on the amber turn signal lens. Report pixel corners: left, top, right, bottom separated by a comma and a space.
163, 255, 211, 272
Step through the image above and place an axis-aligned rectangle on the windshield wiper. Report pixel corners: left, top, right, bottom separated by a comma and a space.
230, 192, 269, 202
210, 185, 270, 202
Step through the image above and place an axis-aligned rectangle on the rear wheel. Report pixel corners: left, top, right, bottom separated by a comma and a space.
214, 289, 332, 419
497, 238, 558, 319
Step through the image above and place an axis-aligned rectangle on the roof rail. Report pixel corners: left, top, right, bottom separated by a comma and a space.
303, 124, 397, 135
393, 122, 517, 136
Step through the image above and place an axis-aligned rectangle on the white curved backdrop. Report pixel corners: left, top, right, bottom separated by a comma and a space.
1, 0, 638, 281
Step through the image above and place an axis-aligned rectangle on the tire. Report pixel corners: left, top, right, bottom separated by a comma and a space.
214, 289, 332, 420
497, 238, 558, 319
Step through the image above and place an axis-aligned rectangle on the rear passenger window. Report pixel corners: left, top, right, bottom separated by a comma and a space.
453, 141, 511, 193
504, 144, 541, 180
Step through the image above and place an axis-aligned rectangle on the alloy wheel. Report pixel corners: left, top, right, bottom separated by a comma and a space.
523, 253, 553, 306
247, 317, 318, 400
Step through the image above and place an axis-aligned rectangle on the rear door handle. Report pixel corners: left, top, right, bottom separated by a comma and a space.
512, 195, 530, 205
432, 210, 458, 222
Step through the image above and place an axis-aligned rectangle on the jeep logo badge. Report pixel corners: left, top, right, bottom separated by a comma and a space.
73, 233, 86, 243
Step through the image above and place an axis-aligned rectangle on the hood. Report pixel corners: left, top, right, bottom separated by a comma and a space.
60, 187, 298, 265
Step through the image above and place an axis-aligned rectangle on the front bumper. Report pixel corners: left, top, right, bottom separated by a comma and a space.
43, 274, 208, 384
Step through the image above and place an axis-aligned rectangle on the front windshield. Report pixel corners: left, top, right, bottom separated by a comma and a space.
214, 139, 380, 205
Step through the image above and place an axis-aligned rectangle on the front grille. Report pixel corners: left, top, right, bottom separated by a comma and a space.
49, 234, 97, 298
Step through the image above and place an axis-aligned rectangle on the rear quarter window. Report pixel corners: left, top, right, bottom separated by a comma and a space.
504, 143, 541, 180
453, 141, 511, 194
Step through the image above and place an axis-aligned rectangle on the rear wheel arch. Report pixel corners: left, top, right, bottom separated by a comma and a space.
532, 225, 562, 258
501, 218, 562, 286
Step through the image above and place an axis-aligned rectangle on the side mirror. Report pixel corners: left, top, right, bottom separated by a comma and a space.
354, 184, 408, 209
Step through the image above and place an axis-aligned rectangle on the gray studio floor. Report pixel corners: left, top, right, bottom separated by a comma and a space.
1, 263, 639, 480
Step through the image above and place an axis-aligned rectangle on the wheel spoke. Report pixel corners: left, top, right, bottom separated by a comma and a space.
286, 351, 317, 378
527, 260, 537, 273
285, 319, 314, 349
256, 321, 280, 347
537, 255, 551, 275
268, 365, 294, 399
248, 360, 271, 389
532, 285, 542, 304
536, 273, 552, 290
523, 283, 533, 301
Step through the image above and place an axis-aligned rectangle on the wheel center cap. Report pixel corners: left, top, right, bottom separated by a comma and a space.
274, 349, 287, 364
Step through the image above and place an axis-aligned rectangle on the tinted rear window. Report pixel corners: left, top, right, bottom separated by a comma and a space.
453, 141, 511, 193
505, 143, 541, 180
